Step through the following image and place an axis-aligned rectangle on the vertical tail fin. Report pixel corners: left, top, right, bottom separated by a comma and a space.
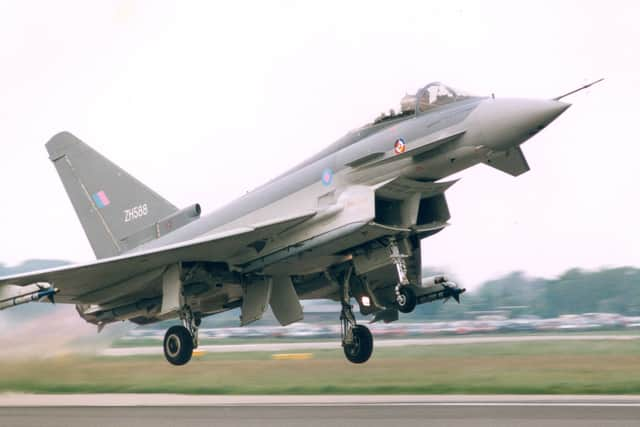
46, 132, 178, 259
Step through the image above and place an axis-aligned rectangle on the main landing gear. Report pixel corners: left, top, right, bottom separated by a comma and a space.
342, 314, 374, 364
328, 267, 374, 364
163, 305, 201, 366
387, 237, 417, 314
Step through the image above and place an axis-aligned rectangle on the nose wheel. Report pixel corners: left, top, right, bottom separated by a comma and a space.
396, 286, 417, 313
387, 237, 417, 314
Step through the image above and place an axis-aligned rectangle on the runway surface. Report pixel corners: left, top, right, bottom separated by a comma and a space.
1, 395, 640, 427
102, 333, 640, 356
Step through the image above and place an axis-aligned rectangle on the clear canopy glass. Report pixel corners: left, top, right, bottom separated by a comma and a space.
415, 82, 472, 112
375, 82, 474, 124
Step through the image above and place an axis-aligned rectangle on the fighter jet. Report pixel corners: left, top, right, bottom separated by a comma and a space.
0, 79, 601, 365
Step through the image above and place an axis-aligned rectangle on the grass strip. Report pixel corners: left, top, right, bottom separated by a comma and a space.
3, 340, 640, 394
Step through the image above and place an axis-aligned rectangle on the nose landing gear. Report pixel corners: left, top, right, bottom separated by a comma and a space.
395, 286, 417, 313
387, 237, 418, 313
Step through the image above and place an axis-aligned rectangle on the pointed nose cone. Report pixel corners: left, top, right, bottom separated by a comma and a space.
524, 99, 571, 131
553, 100, 572, 115
471, 98, 571, 150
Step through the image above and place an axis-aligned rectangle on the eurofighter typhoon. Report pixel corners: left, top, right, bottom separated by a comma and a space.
0, 80, 602, 365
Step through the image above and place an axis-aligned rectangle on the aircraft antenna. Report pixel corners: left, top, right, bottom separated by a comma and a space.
552, 78, 604, 101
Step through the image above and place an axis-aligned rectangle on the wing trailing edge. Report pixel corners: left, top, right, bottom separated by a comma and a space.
0, 211, 316, 304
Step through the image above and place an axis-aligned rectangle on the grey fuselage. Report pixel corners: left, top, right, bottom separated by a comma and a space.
137, 95, 568, 258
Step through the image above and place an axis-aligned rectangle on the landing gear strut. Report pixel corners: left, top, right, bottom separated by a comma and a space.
387, 237, 417, 313
163, 305, 201, 366
328, 267, 374, 364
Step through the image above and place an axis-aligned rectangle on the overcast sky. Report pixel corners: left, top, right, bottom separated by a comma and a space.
0, 0, 637, 289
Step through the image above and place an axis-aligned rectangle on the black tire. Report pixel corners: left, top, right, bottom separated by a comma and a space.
163, 325, 193, 366
343, 325, 374, 364
396, 286, 417, 313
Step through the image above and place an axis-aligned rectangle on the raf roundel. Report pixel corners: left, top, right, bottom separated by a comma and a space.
321, 168, 333, 186
394, 138, 406, 154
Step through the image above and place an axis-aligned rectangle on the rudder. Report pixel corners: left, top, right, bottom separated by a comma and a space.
46, 132, 178, 259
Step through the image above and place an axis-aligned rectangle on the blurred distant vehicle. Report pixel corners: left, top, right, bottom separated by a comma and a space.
497, 320, 537, 333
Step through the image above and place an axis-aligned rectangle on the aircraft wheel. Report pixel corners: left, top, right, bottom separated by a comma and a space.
343, 325, 373, 364
164, 325, 193, 366
396, 286, 417, 313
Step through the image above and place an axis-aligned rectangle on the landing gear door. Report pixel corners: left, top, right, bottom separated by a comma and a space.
270, 275, 304, 326
160, 263, 183, 316
240, 277, 272, 326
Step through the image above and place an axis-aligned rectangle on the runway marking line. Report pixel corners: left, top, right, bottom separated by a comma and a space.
3, 395, 640, 407
271, 353, 313, 360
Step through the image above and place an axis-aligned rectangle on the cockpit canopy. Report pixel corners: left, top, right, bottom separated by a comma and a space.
374, 82, 474, 124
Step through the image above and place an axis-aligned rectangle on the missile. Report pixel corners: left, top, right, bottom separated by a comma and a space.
422, 275, 449, 287
418, 276, 465, 304
0, 286, 59, 310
